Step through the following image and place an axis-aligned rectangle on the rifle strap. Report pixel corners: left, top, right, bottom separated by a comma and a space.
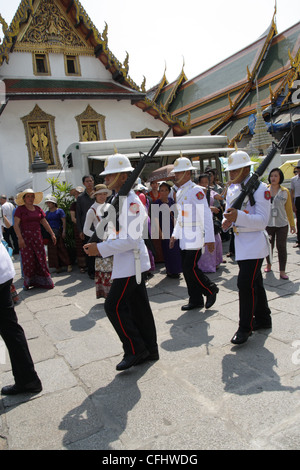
241, 179, 260, 206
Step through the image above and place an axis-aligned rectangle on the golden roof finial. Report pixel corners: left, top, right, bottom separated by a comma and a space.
102, 22, 108, 45
247, 66, 252, 81
141, 76, 146, 92
114, 145, 118, 154
123, 51, 129, 74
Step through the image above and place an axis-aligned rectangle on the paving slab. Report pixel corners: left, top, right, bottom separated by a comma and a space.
0, 237, 299, 450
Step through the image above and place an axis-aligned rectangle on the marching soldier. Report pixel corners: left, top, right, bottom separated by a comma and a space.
169, 157, 219, 310
84, 153, 158, 371
222, 150, 272, 344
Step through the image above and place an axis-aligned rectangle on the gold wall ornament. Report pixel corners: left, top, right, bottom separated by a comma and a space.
75, 105, 106, 142
15, 0, 92, 54
130, 128, 163, 139
21, 105, 61, 172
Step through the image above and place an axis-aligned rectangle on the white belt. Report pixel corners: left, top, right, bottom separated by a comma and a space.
179, 222, 202, 227
233, 227, 262, 233
134, 248, 141, 284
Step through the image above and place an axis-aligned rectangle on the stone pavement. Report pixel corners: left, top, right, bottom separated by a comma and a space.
0, 237, 300, 451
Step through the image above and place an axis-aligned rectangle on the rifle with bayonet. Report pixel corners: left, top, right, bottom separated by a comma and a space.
88, 126, 172, 243
230, 130, 292, 211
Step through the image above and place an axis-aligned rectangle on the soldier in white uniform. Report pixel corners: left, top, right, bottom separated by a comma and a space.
222, 150, 272, 344
84, 153, 158, 371
170, 157, 219, 310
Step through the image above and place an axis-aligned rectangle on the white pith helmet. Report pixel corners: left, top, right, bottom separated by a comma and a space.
171, 157, 195, 173
227, 151, 252, 171
100, 153, 134, 175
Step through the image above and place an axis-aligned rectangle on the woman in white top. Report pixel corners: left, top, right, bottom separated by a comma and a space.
83, 184, 113, 299
265, 168, 296, 280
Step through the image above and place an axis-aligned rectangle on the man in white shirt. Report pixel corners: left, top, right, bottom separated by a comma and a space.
84, 153, 158, 371
222, 150, 272, 345
0, 216, 42, 395
0, 194, 19, 254
169, 157, 219, 311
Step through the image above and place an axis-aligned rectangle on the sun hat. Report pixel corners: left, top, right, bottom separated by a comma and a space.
15, 188, 43, 206
92, 184, 112, 197
45, 195, 57, 204
134, 183, 148, 192
69, 186, 84, 196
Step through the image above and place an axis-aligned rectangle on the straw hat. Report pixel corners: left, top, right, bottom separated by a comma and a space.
15, 188, 43, 206
93, 184, 112, 197
69, 186, 84, 196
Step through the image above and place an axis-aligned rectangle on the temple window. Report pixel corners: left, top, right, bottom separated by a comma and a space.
64, 54, 81, 76
21, 105, 61, 171
33, 53, 51, 76
75, 105, 106, 141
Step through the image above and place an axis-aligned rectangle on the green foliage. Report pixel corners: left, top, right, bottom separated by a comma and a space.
250, 157, 268, 182
45, 177, 75, 250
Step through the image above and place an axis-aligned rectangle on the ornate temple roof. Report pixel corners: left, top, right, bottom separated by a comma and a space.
0, 0, 188, 134
147, 9, 300, 145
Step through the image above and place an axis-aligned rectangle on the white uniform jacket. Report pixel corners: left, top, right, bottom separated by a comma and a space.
172, 180, 215, 250
97, 190, 150, 279
224, 179, 271, 261
0, 240, 16, 285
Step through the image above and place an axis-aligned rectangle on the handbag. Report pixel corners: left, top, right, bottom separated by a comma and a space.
41, 225, 60, 239
95, 255, 113, 273
213, 216, 222, 235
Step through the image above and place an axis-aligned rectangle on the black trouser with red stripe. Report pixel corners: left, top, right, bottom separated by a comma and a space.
237, 259, 271, 332
181, 249, 218, 305
295, 197, 300, 244
0, 279, 40, 387
104, 275, 158, 357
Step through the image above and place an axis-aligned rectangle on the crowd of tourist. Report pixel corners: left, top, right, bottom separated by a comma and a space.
1, 161, 299, 300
